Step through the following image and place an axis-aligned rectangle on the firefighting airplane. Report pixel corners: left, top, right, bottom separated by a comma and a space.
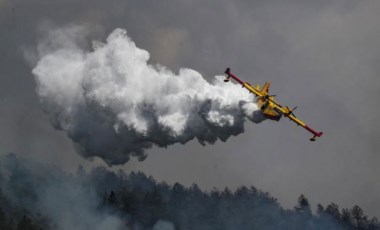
224, 68, 323, 141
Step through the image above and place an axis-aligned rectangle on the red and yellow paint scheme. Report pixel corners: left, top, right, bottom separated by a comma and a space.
224, 68, 323, 141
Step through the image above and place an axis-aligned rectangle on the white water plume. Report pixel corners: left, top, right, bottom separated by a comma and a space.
32, 27, 264, 165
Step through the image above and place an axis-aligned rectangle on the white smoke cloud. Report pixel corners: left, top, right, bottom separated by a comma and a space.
32, 27, 264, 165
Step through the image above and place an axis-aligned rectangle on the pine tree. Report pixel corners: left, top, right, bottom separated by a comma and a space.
295, 194, 312, 217
351, 205, 368, 229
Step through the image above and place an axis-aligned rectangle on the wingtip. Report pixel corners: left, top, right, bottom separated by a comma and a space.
310, 132, 323, 141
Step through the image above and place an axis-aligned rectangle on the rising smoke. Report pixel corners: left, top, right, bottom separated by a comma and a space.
32, 26, 264, 165
0, 154, 125, 230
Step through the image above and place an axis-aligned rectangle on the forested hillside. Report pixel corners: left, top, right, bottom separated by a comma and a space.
0, 154, 378, 230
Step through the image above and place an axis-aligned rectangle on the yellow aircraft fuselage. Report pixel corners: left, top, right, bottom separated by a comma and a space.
224, 68, 323, 141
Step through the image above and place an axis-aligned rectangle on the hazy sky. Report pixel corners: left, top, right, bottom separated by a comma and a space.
1, 0, 379, 217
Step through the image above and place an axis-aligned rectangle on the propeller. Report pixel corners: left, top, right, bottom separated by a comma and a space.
286, 106, 298, 117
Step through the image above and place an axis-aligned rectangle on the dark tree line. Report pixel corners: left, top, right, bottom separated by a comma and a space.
93, 170, 380, 230
0, 191, 48, 230
0, 154, 379, 230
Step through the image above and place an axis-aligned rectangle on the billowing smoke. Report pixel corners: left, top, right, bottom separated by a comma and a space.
32, 27, 264, 165
0, 154, 125, 230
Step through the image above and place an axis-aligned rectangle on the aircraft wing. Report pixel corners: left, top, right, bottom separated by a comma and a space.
285, 112, 323, 141
265, 98, 323, 141
224, 68, 264, 98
